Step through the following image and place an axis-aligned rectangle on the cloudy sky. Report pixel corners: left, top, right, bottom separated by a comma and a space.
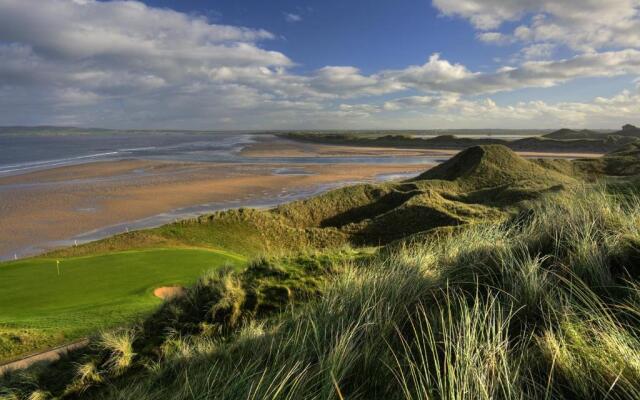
0, 0, 639, 129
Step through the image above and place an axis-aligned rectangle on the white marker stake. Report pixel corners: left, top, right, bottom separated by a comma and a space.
56, 260, 60, 276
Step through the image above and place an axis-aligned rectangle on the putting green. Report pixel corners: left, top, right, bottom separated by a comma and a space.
0, 248, 245, 360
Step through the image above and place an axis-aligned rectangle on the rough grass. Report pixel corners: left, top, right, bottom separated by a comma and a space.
415, 145, 575, 189
0, 249, 364, 398
69, 185, 637, 400
47, 208, 349, 260
4, 184, 640, 399
4, 145, 640, 399
49, 146, 575, 259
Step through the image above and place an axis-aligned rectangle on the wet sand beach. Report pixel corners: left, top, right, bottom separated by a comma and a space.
0, 159, 428, 259
0, 134, 605, 260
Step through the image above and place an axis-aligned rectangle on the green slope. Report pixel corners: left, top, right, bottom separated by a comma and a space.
3, 144, 640, 399
6, 184, 640, 400
46, 145, 577, 256
0, 145, 608, 363
0, 248, 244, 361
415, 144, 575, 189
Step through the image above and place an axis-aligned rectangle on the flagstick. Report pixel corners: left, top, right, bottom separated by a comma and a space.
56, 260, 60, 276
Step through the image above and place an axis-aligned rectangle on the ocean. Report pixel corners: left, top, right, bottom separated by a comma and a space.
0, 130, 442, 259
0, 131, 439, 177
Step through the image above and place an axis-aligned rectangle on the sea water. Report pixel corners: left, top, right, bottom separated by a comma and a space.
0, 131, 440, 177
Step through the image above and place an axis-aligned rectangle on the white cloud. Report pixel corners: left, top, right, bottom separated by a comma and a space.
388, 50, 640, 95
454, 88, 640, 127
0, 0, 293, 94
372, 87, 640, 129
477, 31, 514, 45
0, 0, 278, 58
389, 54, 473, 86
284, 13, 302, 22
310, 66, 404, 96
0, 0, 638, 129
517, 43, 556, 61
338, 103, 381, 117
432, 0, 640, 51
432, 0, 527, 30
383, 94, 461, 111
0, 0, 305, 127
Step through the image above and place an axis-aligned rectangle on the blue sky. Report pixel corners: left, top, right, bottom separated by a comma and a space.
145, 0, 481, 73
0, 0, 638, 129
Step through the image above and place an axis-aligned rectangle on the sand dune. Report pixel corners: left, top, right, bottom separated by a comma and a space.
0, 159, 427, 259
0, 137, 604, 260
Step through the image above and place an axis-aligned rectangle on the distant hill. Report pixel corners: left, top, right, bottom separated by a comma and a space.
543, 124, 640, 140
543, 128, 603, 140
615, 124, 640, 137
570, 140, 640, 177
283, 128, 639, 153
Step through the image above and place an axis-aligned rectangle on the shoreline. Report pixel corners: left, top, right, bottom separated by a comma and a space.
241, 137, 604, 159
0, 159, 428, 260
0, 137, 606, 261
15, 169, 418, 260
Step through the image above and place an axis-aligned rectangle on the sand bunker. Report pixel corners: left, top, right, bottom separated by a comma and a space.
153, 286, 186, 300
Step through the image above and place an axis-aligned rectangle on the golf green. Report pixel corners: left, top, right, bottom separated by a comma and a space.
0, 248, 245, 360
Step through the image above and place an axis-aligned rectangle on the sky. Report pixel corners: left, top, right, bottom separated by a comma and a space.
0, 0, 639, 130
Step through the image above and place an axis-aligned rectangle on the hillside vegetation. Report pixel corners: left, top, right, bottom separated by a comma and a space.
281, 124, 640, 153
51, 145, 575, 258
544, 124, 640, 140
2, 145, 640, 399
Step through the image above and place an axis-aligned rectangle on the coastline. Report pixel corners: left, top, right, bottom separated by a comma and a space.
0, 135, 605, 261
241, 137, 604, 159
0, 159, 428, 260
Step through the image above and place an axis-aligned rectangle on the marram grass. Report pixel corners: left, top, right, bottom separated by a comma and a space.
3, 181, 640, 398
2, 185, 635, 399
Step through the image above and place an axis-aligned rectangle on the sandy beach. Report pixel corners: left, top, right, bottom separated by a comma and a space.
240, 138, 458, 158
0, 134, 606, 260
0, 159, 428, 259
241, 136, 605, 159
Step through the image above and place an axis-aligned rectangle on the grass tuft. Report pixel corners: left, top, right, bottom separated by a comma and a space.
98, 329, 136, 376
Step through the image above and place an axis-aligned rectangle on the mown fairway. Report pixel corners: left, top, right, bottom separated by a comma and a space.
0, 248, 245, 361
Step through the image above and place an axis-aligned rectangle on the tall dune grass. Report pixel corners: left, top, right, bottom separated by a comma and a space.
3, 185, 640, 399
73, 186, 638, 400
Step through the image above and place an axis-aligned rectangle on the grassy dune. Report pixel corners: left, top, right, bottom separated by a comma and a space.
50, 145, 575, 259
5, 185, 639, 399
0, 144, 595, 364
2, 145, 640, 399
0, 248, 244, 361
281, 131, 639, 153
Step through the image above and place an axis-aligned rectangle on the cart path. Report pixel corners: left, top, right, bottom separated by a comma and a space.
0, 338, 89, 376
